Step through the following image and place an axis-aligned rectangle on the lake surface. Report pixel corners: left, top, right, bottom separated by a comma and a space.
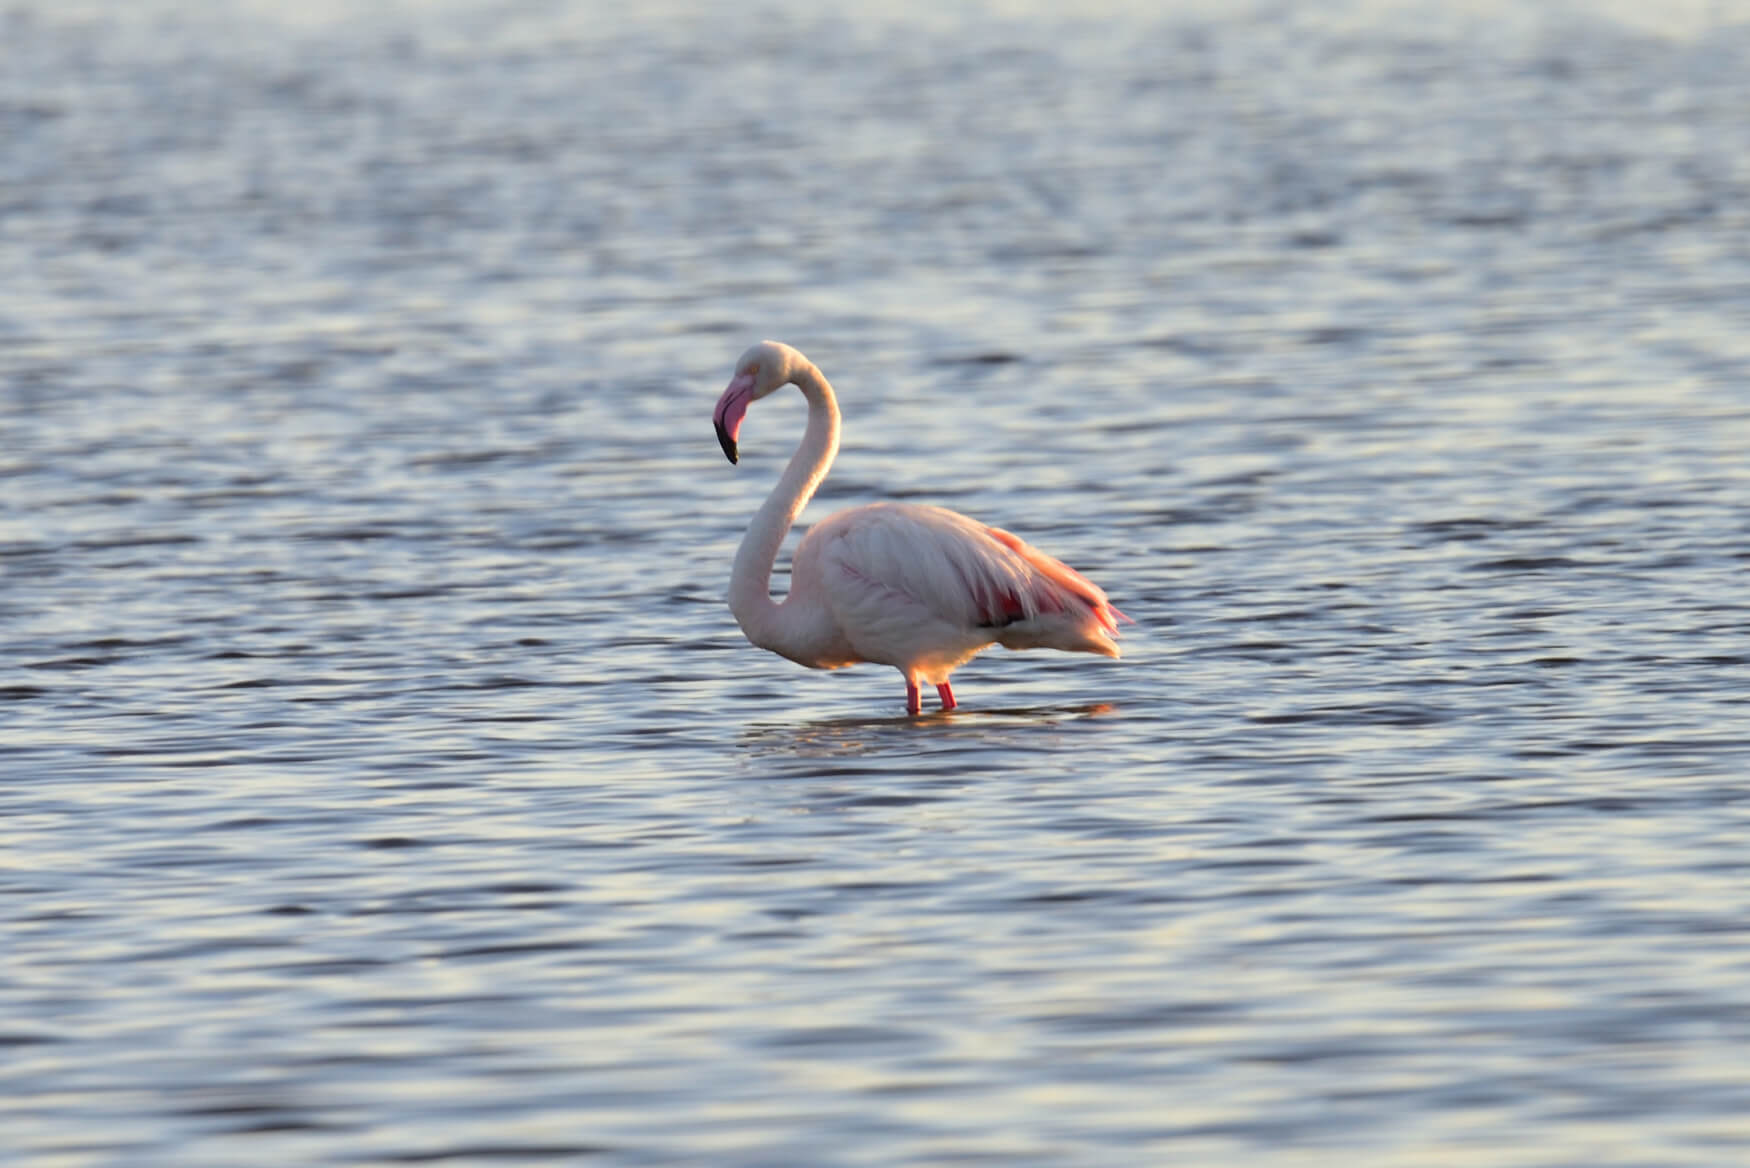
4, 1, 1750, 1164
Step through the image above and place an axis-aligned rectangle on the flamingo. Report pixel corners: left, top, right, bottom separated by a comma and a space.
713, 341, 1127, 715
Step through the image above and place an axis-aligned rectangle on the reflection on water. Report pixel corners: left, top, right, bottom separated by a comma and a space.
746, 701, 1122, 743
5, 0, 1750, 1164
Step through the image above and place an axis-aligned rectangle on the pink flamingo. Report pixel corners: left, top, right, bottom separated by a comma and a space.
713, 341, 1127, 715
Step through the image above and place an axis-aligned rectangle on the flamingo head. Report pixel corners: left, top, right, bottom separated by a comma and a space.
714, 340, 806, 465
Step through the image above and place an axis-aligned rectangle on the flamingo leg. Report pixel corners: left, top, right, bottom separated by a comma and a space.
936, 682, 957, 711
904, 678, 921, 716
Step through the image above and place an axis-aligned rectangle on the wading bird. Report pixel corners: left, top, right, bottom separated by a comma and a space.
714, 341, 1126, 715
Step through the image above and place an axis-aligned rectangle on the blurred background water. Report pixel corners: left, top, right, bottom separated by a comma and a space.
4, 1, 1750, 1164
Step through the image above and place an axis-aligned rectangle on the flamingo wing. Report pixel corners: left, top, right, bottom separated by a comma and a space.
804, 502, 1123, 662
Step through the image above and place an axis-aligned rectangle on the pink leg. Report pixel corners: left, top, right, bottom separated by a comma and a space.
904, 678, 921, 716
936, 682, 957, 711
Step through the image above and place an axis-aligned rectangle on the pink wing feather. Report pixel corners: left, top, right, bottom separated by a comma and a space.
805, 503, 1123, 659
980, 524, 1127, 638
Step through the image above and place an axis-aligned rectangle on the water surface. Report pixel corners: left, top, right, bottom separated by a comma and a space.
4, 1, 1750, 1164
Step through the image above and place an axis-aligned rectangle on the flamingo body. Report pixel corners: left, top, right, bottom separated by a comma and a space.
714, 341, 1125, 714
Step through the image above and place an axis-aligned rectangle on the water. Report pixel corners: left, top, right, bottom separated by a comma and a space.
5, 1, 1750, 1163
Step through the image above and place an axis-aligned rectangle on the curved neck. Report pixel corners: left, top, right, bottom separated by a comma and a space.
729, 361, 840, 647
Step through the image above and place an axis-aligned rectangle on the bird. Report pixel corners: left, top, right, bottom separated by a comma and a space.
712, 340, 1127, 716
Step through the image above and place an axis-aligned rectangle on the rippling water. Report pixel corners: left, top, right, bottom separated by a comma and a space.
5, 1, 1750, 1164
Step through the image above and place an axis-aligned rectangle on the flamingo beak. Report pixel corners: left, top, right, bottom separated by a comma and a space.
713, 372, 756, 464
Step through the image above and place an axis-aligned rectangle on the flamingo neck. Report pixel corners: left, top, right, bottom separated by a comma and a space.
728, 361, 840, 652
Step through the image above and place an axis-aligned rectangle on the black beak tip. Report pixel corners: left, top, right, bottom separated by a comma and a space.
714, 423, 738, 465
